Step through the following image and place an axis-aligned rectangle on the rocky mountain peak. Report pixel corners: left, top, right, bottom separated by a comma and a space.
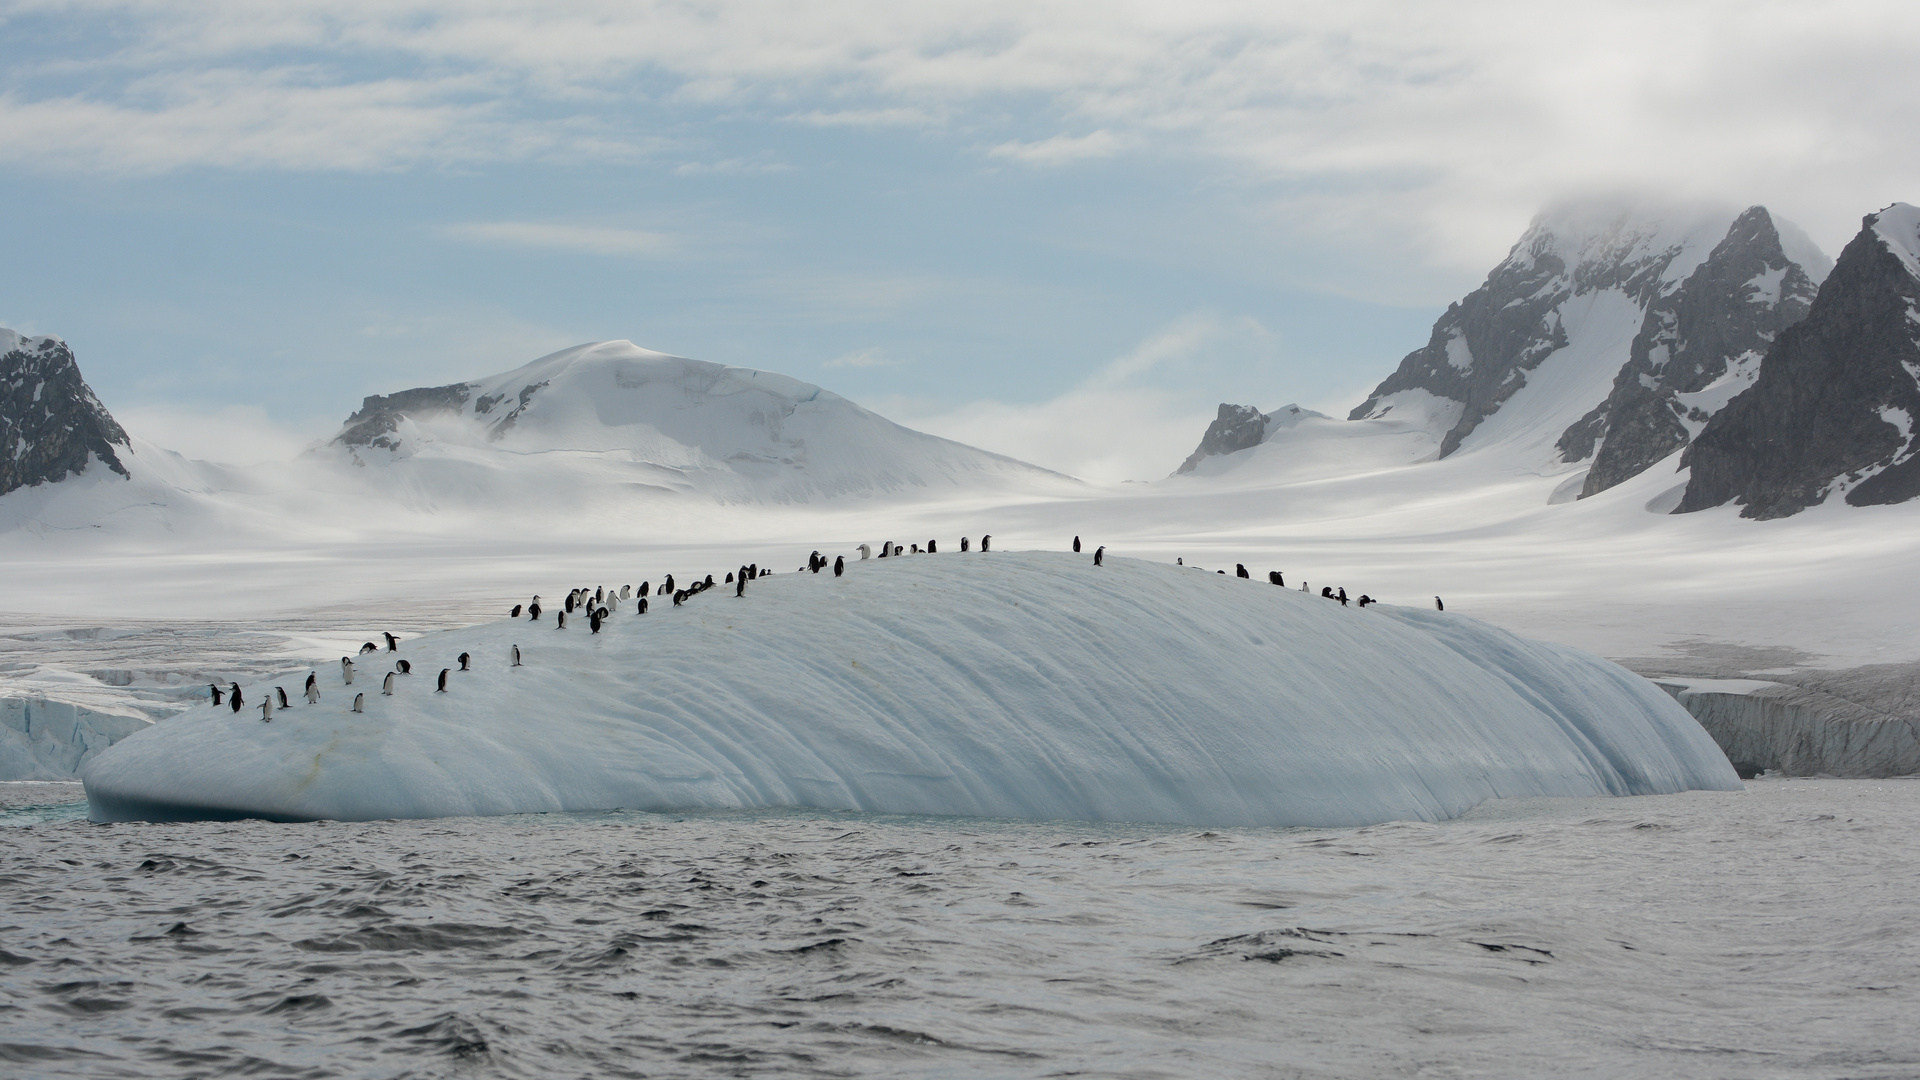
1559, 205, 1820, 498
1349, 204, 1736, 459
1174, 403, 1324, 475
1678, 203, 1920, 517
0, 329, 130, 498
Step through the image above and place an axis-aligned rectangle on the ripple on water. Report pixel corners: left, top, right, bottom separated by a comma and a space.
0, 784, 1916, 1078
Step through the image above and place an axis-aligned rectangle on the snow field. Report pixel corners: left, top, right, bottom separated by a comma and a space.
83, 551, 1739, 827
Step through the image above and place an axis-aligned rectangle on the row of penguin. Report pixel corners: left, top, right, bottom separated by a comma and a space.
208, 536, 1440, 723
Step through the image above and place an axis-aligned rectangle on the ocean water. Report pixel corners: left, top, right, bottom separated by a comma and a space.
2, 779, 1916, 1079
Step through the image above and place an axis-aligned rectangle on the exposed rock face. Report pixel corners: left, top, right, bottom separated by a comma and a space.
1562, 207, 1819, 497
1177, 404, 1270, 474
334, 383, 476, 450
1678, 204, 1920, 518
1350, 207, 1728, 457
0, 329, 130, 498
1174, 403, 1323, 475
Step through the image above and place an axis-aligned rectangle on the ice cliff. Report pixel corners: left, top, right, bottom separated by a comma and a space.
84, 551, 1740, 826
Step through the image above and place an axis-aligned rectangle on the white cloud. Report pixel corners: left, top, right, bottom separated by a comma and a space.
823, 348, 893, 368
877, 312, 1269, 483
987, 129, 1123, 166
117, 402, 330, 465
441, 221, 676, 256
1, 2, 1915, 270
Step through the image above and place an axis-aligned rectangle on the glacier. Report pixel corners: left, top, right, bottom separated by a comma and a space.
82, 551, 1740, 827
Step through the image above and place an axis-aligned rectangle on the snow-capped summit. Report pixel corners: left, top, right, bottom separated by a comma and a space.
1679, 203, 1920, 517
0, 327, 130, 498
1173, 402, 1325, 474
327, 340, 1071, 503
1346, 202, 1827, 497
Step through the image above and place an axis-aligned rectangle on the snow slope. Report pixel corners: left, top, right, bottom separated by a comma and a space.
83, 552, 1739, 827
320, 341, 1077, 505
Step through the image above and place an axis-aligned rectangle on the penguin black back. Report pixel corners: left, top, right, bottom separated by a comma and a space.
436, 669, 449, 693
638, 597, 649, 614
529, 602, 542, 621
511, 604, 523, 618
1268, 571, 1283, 586
458, 652, 470, 671
230, 688, 242, 713
1073, 535, 1081, 553
210, 683, 224, 705
1435, 596, 1444, 611
1236, 563, 1249, 579
384, 632, 398, 652
1093, 545, 1105, 567
276, 686, 290, 708
589, 609, 602, 634
981, 534, 991, 551
397, 659, 411, 674
833, 555, 844, 577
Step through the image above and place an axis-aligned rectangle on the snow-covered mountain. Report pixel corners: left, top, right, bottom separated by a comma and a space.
0, 328, 130, 497
1174, 403, 1326, 474
320, 341, 1075, 504
1346, 203, 1828, 484
1679, 204, 1920, 518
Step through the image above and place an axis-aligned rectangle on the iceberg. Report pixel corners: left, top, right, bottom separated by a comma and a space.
83, 552, 1741, 826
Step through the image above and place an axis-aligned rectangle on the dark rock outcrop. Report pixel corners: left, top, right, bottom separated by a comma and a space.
334, 383, 474, 451
1350, 208, 1719, 457
0, 331, 130, 497
1562, 207, 1819, 497
1173, 403, 1322, 475
1677, 204, 1920, 518
1176, 404, 1270, 474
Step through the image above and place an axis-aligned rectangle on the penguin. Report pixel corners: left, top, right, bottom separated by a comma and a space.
276, 686, 291, 709
637, 597, 649, 614
511, 604, 523, 618
1321, 586, 1334, 599
307, 672, 317, 694
260, 698, 273, 723
530, 593, 541, 609
704, 574, 715, 588
359, 642, 378, 655
210, 683, 224, 706
511, 644, 522, 667
557, 610, 567, 629
672, 590, 684, 607
960, 537, 969, 552
859, 543, 872, 560
759, 568, 769, 578
597, 606, 609, 621
384, 632, 399, 652
306, 681, 320, 705
640, 582, 650, 597
382, 672, 396, 696
1336, 588, 1349, 607
621, 585, 631, 600
750, 563, 759, 579
736, 572, 746, 597
726, 572, 734, 584
1302, 581, 1309, 592
590, 609, 602, 634
397, 659, 412, 675
1269, 571, 1283, 587
436, 668, 449, 693
1177, 557, 1183, 565
1435, 596, 1444, 611
894, 544, 904, 556
833, 555, 844, 577
594, 586, 604, 606
1218, 570, 1226, 574
981, 535, 991, 551
1093, 545, 1105, 567
1358, 595, 1374, 607
352, 692, 365, 713
1236, 564, 1250, 579
878, 541, 890, 559
810, 552, 823, 574
341, 658, 354, 685
230, 686, 243, 713
663, 574, 675, 594
1073, 536, 1081, 553
458, 652, 471, 671
928, 539, 937, 554
528, 601, 542, 621
910, 544, 919, 554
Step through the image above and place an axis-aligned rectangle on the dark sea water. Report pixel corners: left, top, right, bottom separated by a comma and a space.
3, 780, 1917, 1079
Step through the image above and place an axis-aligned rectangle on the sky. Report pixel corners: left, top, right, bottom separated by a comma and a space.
1, 1, 1915, 481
